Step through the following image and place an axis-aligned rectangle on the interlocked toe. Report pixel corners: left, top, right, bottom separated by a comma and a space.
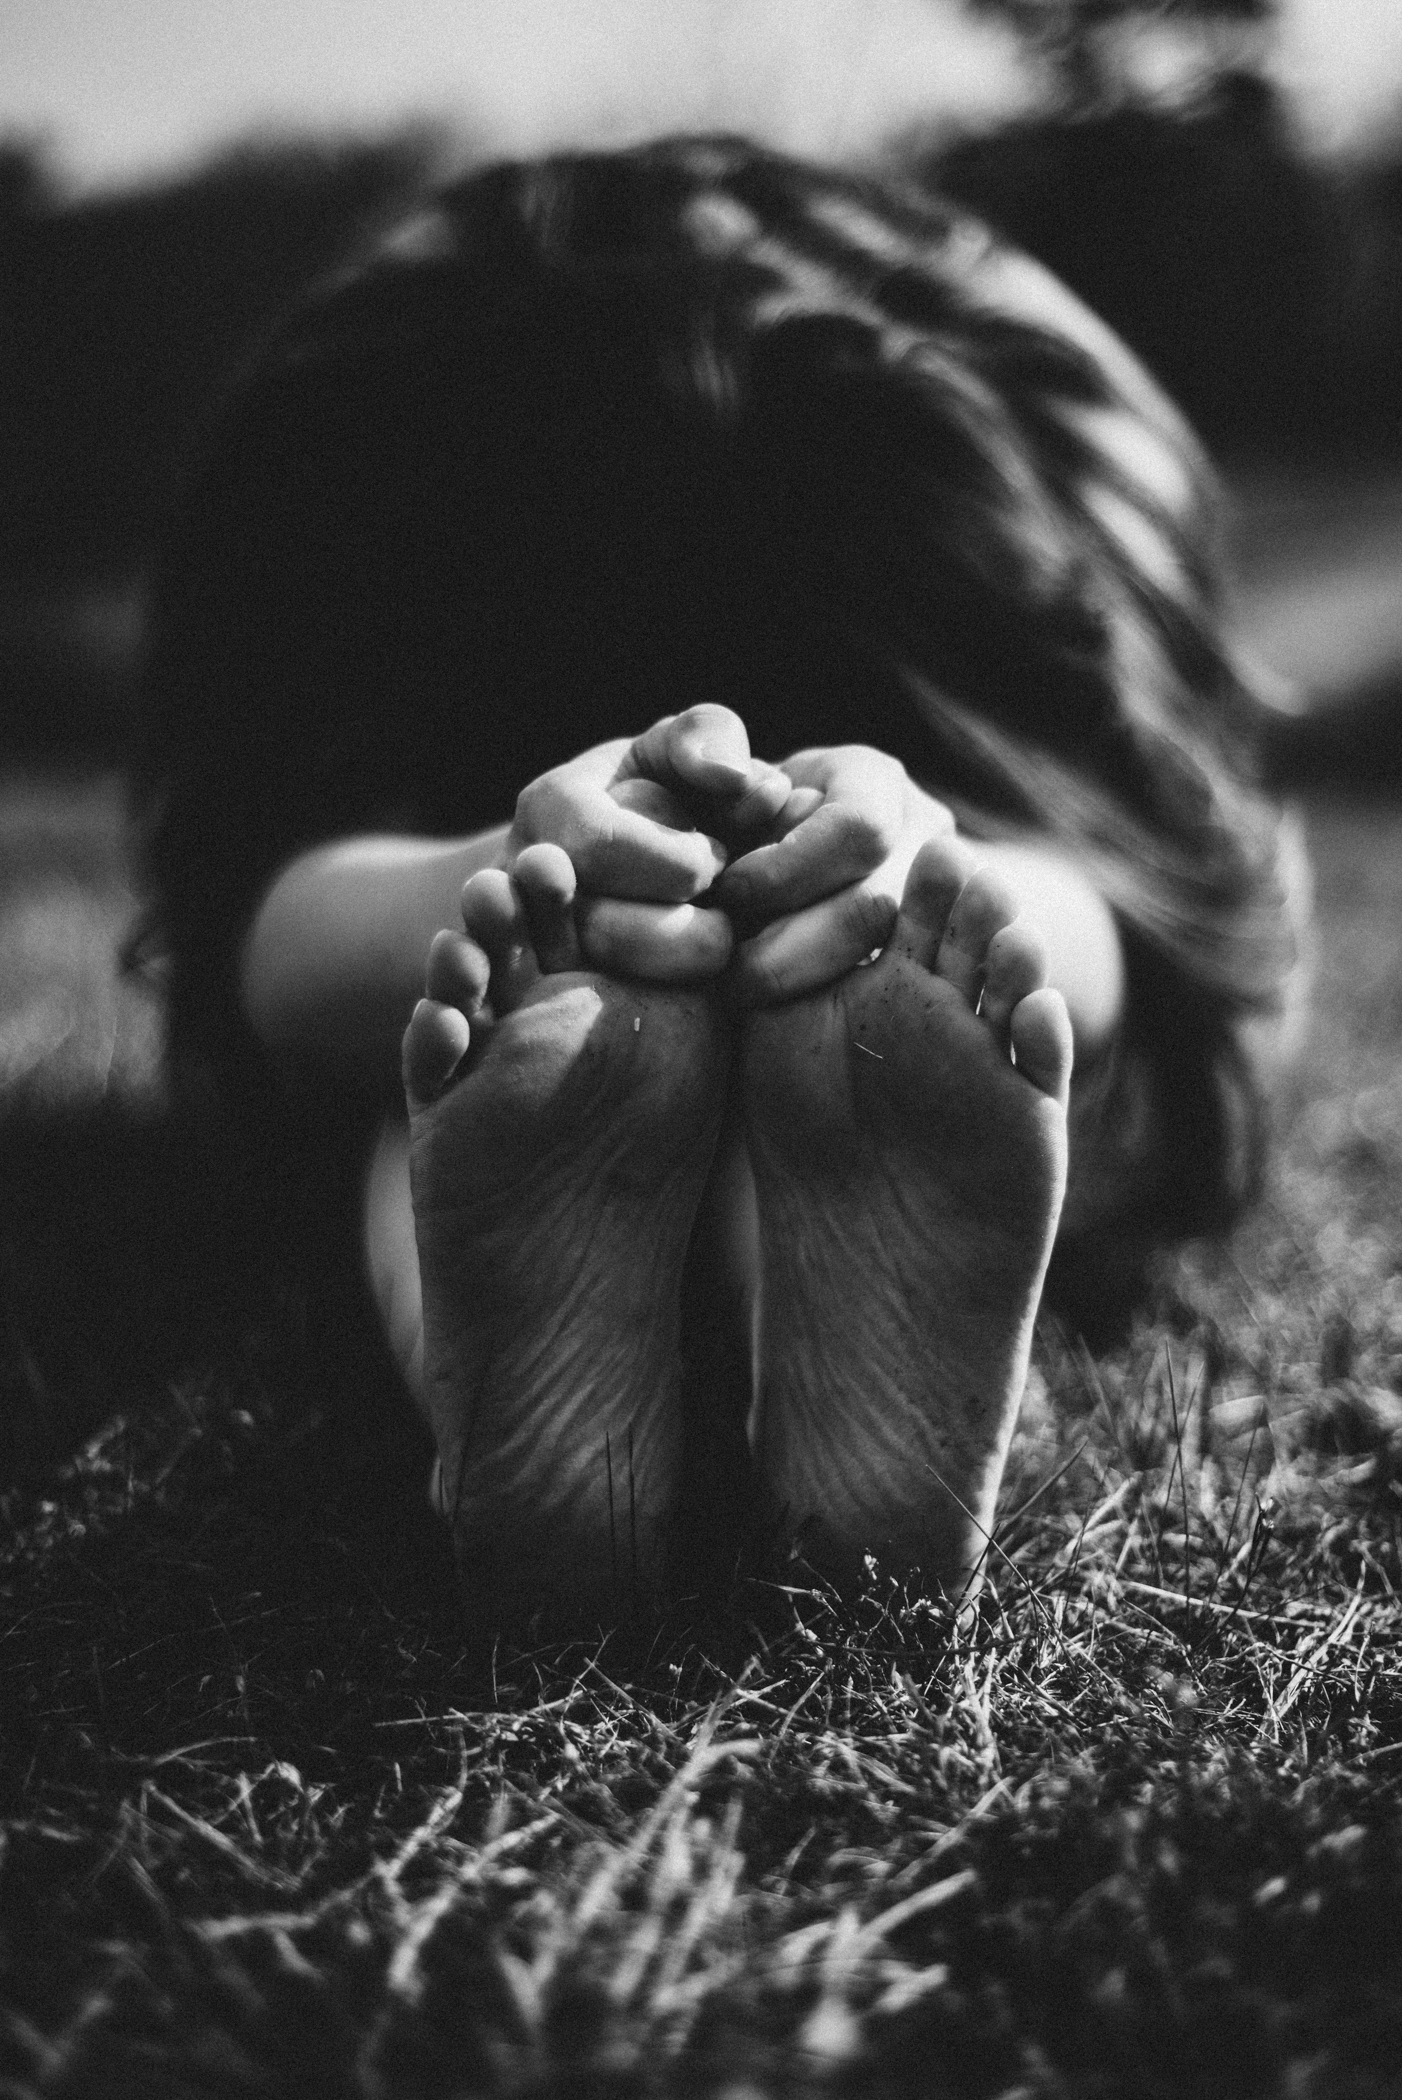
981, 922, 1050, 1047
934, 866, 1022, 1003
883, 836, 968, 966
459, 867, 530, 990
512, 842, 584, 972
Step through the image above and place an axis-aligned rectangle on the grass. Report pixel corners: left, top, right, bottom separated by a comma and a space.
2, 774, 1402, 2098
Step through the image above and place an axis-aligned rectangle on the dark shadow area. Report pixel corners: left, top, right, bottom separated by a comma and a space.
0, 1101, 256, 1480
0, 587, 145, 763
0, 748, 462, 1728
0, 1086, 472, 1797
1260, 680, 1402, 791
5, 77, 1402, 766
0, 1088, 424, 1481
0, 130, 442, 764
0, 132, 440, 590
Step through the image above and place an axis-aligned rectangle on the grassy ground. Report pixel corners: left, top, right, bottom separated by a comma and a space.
2, 773, 1402, 2099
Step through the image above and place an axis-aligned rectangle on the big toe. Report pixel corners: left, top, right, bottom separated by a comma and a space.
513, 842, 583, 974
1010, 986, 1074, 1106
669, 702, 752, 781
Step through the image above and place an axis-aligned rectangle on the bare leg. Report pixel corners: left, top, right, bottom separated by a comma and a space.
363, 1114, 426, 1415
744, 838, 1073, 1601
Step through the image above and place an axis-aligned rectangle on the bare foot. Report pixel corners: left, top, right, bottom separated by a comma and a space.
743, 838, 1073, 1601
402, 847, 730, 1625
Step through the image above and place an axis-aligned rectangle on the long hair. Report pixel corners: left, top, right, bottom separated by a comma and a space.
138, 135, 1305, 1250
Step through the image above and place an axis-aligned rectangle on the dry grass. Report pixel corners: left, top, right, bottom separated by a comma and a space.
2, 777, 1402, 2098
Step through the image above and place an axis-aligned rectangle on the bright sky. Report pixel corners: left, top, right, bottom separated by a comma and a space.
0, 0, 1028, 189
3, 0, 1401, 195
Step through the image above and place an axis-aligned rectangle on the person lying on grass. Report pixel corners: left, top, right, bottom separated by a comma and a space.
135, 136, 1309, 1628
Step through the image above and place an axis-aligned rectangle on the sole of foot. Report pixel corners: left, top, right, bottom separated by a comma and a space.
743, 836, 1073, 1607
402, 845, 730, 1629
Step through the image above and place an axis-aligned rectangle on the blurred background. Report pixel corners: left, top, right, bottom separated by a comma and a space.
3, 0, 1402, 1474
4, 0, 1402, 752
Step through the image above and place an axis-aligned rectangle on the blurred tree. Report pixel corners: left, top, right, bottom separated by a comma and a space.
909, 0, 1402, 458
925, 68, 1342, 452
0, 131, 442, 585
0, 138, 57, 218
967, 0, 1274, 112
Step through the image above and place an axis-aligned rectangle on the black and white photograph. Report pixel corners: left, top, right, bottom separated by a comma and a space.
3, 2, 1402, 2092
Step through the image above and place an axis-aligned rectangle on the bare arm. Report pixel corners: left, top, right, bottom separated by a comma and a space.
239, 827, 509, 1083
721, 749, 1125, 1072
238, 706, 788, 1089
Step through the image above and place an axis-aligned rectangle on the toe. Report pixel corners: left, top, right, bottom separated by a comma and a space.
888, 837, 969, 969
403, 996, 473, 1107
426, 927, 492, 1015
514, 842, 583, 972
1009, 986, 1074, 1106
980, 920, 1048, 1047
461, 867, 524, 955
580, 896, 734, 981
936, 867, 1021, 1007
461, 868, 536, 1010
